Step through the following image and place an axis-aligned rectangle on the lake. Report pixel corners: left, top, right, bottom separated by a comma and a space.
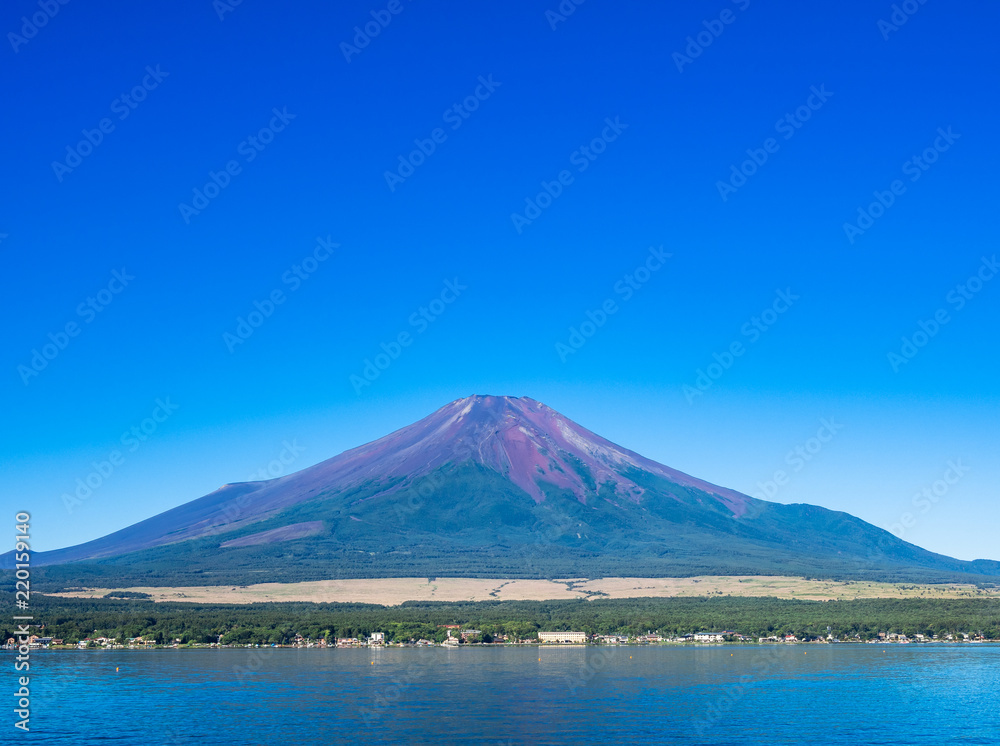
16, 644, 1000, 744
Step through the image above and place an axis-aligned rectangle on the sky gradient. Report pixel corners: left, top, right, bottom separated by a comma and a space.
2, 0, 998, 560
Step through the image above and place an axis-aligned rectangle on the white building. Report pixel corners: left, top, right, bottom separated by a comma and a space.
693, 632, 725, 643
538, 631, 588, 644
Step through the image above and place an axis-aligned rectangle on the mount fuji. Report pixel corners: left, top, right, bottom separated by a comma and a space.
10, 395, 1000, 588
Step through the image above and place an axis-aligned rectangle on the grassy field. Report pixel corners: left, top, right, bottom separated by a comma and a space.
50, 575, 1000, 607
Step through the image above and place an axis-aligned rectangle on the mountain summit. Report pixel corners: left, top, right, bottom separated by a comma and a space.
13, 395, 1000, 587
328, 394, 751, 512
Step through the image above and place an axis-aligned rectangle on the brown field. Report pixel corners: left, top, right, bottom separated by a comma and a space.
49, 575, 1000, 607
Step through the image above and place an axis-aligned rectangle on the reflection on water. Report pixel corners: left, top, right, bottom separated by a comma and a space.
20, 645, 1000, 744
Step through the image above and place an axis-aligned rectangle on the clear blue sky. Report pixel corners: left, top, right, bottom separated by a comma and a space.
2, 0, 997, 560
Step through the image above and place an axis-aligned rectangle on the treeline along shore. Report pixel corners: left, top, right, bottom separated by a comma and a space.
3, 594, 1000, 648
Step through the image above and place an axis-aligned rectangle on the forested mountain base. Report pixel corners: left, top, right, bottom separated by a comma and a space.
6, 594, 999, 646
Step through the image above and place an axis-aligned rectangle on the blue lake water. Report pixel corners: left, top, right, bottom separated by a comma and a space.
13, 644, 1000, 744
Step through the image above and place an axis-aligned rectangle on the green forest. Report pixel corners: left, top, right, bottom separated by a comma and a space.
5, 594, 999, 646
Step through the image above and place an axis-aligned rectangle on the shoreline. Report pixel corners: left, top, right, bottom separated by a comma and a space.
12, 640, 1000, 652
